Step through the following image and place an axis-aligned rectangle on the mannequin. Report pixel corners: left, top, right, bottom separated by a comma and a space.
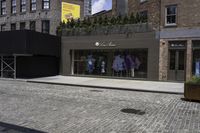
101, 60, 106, 74
112, 54, 124, 73
131, 56, 135, 77
125, 54, 135, 77
87, 55, 95, 74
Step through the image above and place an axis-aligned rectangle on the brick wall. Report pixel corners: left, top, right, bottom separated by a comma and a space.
128, 0, 160, 30
159, 39, 168, 80
160, 0, 200, 28
113, 0, 200, 30
112, 0, 160, 30
0, 0, 84, 35
112, 0, 117, 15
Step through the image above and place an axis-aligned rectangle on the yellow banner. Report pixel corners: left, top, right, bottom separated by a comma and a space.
61, 2, 80, 23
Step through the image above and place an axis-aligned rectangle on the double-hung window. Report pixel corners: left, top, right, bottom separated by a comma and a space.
11, 0, 16, 14
165, 5, 177, 26
1, 0, 6, 15
42, 0, 50, 10
20, 0, 26, 13
30, 0, 36, 11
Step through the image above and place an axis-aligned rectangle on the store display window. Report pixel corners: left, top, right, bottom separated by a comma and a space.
193, 41, 200, 77
72, 49, 148, 79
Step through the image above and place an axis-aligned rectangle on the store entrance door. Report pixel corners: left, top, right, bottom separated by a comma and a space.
168, 50, 186, 81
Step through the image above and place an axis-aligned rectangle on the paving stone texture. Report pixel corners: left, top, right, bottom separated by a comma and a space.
0, 80, 199, 133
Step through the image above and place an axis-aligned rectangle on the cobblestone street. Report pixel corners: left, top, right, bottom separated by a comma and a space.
0, 80, 199, 133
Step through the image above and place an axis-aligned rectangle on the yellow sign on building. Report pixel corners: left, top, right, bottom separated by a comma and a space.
61, 2, 80, 23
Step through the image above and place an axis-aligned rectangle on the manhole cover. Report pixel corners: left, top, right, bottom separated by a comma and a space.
121, 108, 145, 115
89, 90, 103, 92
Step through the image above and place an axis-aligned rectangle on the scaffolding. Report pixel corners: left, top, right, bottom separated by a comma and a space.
0, 56, 16, 79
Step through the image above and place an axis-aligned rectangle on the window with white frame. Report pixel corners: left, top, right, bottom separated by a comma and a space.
11, 0, 16, 14
165, 5, 177, 26
1, 0, 6, 15
20, 0, 26, 12
30, 0, 36, 11
42, 0, 50, 10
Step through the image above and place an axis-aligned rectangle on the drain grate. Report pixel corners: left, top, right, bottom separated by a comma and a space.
121, 108, 145, 115
89, 90, 103, 92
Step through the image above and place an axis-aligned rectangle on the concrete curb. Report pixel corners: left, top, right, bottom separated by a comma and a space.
28, 80, 184, 95
0, 78, 27, 82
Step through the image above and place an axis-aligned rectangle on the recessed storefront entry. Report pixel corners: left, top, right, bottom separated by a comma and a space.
62, 32, 159, 80
168, 41, 186, 81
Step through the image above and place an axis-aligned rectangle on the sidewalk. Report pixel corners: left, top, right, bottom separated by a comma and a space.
28, 75, 184, 94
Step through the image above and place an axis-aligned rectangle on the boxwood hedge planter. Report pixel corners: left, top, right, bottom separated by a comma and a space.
184, 83, 200, 101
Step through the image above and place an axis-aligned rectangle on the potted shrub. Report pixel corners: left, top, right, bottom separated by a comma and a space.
184, 76, 200, 101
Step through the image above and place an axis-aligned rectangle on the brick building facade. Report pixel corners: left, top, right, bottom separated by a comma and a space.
159, 0, 200, 81
0, 0, 84, 35
112, 0, 160, 30
112, 0, 200, 81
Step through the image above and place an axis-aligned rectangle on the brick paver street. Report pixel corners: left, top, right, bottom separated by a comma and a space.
0, 80, 199, 133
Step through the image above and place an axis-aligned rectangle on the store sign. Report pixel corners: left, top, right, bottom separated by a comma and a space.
95, 42, 117, 47
61, 2, 80, 23
170, 43, 185, 47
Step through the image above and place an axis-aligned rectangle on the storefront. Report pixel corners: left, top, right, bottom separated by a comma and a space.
159, 28, 200, 81
61, 32, 160, 80
159, 39, 200, 81
72, 49, 148, 78
168, 41, 186, 81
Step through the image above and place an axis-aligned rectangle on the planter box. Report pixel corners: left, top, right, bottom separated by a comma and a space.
184, 83, 200, 101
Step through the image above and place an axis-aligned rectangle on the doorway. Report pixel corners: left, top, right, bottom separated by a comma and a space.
168, 49, 186, 81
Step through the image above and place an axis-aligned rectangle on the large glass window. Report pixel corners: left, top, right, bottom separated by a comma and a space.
178, 51, 185, 70
169, 50, 176, 70
165, 5, 177, 26
42, 0, 50, 10
192, 41, 200, 77
1, 0, 6, 15
193, 50, 200, 77
72, 49, 148, 78
30, 0, 36, 11
11, 0, 17, 14
20, 0, 26, 12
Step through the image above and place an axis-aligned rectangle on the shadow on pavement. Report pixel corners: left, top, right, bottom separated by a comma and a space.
0, 121, 46, 133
